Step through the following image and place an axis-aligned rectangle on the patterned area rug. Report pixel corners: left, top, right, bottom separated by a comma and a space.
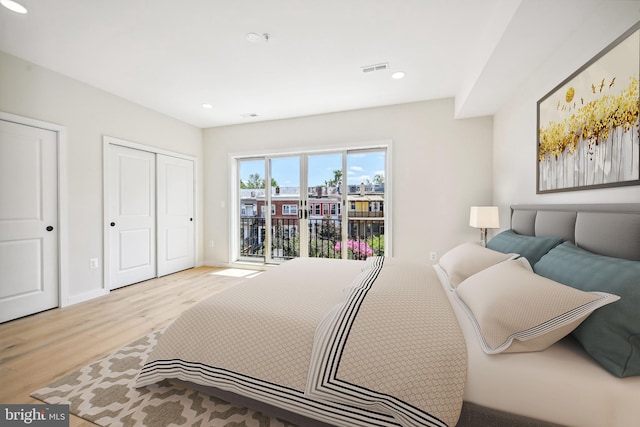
31, 328, 297, 427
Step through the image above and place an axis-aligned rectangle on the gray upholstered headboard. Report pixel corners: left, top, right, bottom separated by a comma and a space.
510, 204, 640, 261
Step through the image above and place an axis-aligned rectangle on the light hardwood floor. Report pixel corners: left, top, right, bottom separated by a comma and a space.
0, 266, 248, 426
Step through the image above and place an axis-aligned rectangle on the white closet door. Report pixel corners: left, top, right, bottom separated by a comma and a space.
0, 120, 58, 322
157, 154, 194, 276
108, 145, 156, 289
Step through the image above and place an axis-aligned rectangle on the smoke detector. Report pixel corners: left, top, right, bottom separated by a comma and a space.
246, 33, 270, 43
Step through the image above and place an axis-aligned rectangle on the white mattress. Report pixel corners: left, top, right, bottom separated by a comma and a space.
435, 265, 640, 427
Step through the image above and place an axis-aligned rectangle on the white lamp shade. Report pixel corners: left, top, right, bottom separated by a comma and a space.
469, 206, 500, 229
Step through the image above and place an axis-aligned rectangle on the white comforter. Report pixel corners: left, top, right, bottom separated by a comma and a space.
135, 257, 467, 427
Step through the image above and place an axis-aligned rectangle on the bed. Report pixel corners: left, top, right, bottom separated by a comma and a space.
135, 204, 640, 427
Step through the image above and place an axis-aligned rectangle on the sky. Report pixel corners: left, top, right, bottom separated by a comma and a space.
239, 150, 385, 188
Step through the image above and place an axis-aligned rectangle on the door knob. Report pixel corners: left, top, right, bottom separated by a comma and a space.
110, 222, 116, 227
46, 226, 54, 231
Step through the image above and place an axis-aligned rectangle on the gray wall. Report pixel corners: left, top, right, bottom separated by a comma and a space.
203, 98, 494, 266
493, 7, 640, 225
0, 51, 204, 303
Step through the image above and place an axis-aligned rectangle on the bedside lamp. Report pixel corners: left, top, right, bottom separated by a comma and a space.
469, 206, 499, 247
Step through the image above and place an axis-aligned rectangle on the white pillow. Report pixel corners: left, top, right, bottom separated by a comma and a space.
438, 242, 516, 289
455, 259, 620, 354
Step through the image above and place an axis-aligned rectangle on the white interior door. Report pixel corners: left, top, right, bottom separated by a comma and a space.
157, 154, 194, 276
0, 120, 58, 323
108, 145, 156, 289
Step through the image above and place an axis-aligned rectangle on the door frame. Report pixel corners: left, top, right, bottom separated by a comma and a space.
0, 111, 69, 307
103, 136, 198, 289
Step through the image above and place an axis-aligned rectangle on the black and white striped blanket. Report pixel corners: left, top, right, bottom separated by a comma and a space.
136, 257, 466, 427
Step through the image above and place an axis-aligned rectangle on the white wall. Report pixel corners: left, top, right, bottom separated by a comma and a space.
0, 51, 204, 304
493, 7, 640, 224
203, 98, 494, 266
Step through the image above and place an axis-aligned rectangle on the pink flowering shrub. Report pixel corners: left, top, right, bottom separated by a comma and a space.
334, 239, 374, 259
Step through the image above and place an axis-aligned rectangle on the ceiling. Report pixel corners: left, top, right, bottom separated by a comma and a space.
1, 0, 639, 128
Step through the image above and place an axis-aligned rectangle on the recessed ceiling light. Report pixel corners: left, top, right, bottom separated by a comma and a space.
201, 103, 213, 109
1, 0, 28, 14
391, 71, 405, 80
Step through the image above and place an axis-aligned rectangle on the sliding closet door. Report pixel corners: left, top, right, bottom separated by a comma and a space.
157, 154, 194, 276
107, 145, 156, 289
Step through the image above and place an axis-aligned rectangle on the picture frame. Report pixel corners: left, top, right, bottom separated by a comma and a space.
537, 22, 640, 194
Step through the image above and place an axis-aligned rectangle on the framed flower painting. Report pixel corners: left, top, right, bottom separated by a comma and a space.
537, 23, 640, 193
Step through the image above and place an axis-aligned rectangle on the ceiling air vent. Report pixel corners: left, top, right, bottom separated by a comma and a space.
361, 62, 389, 73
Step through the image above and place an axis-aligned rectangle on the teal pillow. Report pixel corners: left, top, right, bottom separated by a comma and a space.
487, 229, 563, 265
534, 241, 639, 377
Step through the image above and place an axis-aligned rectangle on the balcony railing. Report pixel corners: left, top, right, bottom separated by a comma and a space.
239, 217, 265, 259
347, 210, 384, 218
308, 218, 341, 259
271, 218, 300, 259
239, 216, 384, 261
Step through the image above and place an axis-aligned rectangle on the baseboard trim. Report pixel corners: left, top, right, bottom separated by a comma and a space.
65, 288, 109, 306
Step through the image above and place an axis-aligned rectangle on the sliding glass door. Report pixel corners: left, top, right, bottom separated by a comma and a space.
345, 149, 385, 259
237, 156, 304, 263
269, 156, 301, 260
235, 146, 387, 263
238, 158, 267, 261
306, 153, 343, 259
